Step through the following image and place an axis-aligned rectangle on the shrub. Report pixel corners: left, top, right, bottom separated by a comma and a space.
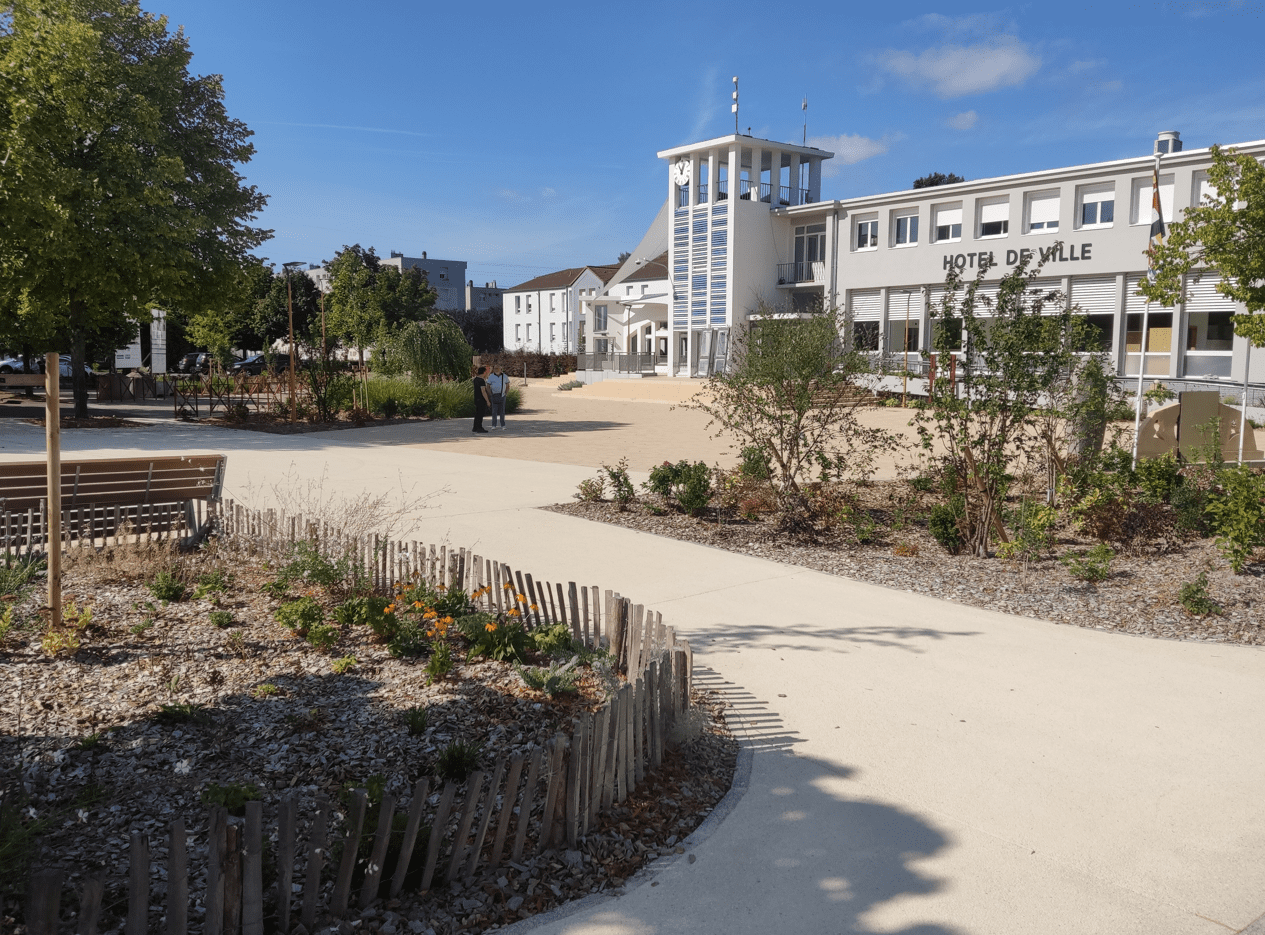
436, 741, 481, 784
275, 541, 360, 593
1178, 572, 1222, 616
275, 597, 324, 636
531, 622, 577, 658
1060, 543, 1114, 583
892, 541, 919, 557
306, 623, 340, 651
1170, 483, 1210, 537
464, 615, 530, 662
425, 642, 453, 682
201, 782, 261, 817
1135, 454, 1181, 503
335, 595, 392, 636
602, 458, 636, 509
403, 705, 429, 736
997, 499, 1058, 564
1205, 465, 1265, 574
928, 497, 965, 554
209, 610, 234, 629
516, 656, 580, 698
251, 683, 280, 699
192, 569, 229, 599
557, 379, 583, 390
0, 554, 43, 599
331, 654, 357, 674
574, 476, 605, 502
149, 570, 187, 602
153, 702, 211, 726
645, 459, 712, 514
738, 445, 771, 480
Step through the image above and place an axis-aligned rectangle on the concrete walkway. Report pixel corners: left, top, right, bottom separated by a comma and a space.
3, 407, 1264, 934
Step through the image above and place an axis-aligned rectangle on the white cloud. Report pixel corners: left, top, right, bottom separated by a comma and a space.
878, 36, 1041, 98
947, 110, 978, 130
540, 187, 557, 198
808, 133, 903, 176
904, 12, 1013, 39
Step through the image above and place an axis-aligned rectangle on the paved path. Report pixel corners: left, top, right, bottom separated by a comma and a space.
3, 402, 1264, 934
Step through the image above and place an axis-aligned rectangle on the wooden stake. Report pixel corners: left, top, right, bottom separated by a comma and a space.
301, 798, 327, 930
360, 792, 396, 907
511, 748, 543, 862
420, 782, 458, 893
168, 819, 188, 935
465, 759, 505, 878
242, 802, 264, 935
489, 755, 523, 868
276, 799, 296, 935
390, 778, 430, 898
223, 824, 242, 935
45, 352, 61, 627
447, 771, 485, 882
205, 807, 226, 935
331, 790, 366, 916
26, 868, 63, 935
77, 871, 104, 935
126, 832, 149, 935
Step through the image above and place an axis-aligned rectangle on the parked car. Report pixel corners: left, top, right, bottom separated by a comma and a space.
174, 352, 211, 374
0, 356, 29, 374
232, 353, 299, 376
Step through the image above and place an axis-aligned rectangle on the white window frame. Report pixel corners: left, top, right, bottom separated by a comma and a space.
595, 304, 608, 332
1130, 174, 1175, 226
515, 324, 521, 341
526, 323, 532, 341
976, 196, 1010, 239
1025, 189, 1061, 234
854, 213, 879, 252
932, 203, 963, 243
891, 208, 919, 247
514, 295, 521, 314
1076, 183, 1116, 230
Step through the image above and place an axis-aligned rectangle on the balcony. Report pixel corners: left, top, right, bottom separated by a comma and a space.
717, 179, 728, 201
777, 261, 826, 285
577, 352, 659, 374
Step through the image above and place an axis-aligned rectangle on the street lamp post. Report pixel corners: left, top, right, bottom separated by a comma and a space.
282, 261, 306, 424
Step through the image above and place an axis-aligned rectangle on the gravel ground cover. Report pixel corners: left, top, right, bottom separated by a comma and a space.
547, 485, 1263, 646
1, 543, 737, 935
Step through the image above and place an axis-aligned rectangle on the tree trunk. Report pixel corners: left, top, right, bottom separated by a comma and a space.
71, 328, 89, 419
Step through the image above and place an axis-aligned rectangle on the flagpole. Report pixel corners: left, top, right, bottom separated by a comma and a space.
1132, 150, 1165, 470
1240, 339, 1252, 465
1131, 301, 1152, 469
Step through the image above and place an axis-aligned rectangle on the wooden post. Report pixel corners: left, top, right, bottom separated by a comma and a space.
465, 759, 505, 878
579, 585, 590, 647
447, 771, 485, 882
301, 798, 327, 930
648, 661, 661, 770
77, 871, 104, 935
523, 573, 540, 626
589, 701, 610, 826
126, 832, 149, 935
275, 799, 296, 935
602, 698, 618, 811
390, 778, 430, 898
633, 676, 646, 784
205, 807, 226, 935
26, 868, 63, 935
592, 586, 602, 646
566, 716, 585, 847
538, 735, 566, 853
44, 352, 61, 627
360, 793, 396, 907
511, 748, 544, 863
332, 790, 366, 916
242, 802, 264, 935
168, 819, 188, 935
223, 824, 242, 935
420, 782, 458, 893
489, 755, 523, 869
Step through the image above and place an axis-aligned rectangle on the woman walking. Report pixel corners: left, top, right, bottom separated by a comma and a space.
472, 366, 491, 434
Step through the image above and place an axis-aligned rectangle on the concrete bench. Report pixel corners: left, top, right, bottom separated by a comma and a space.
0, 454, 226, 554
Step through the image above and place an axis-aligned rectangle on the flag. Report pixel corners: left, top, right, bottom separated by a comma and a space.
1146, 163, 1165, 281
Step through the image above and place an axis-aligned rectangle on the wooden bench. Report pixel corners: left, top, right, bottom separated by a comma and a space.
0, 454, 226, 556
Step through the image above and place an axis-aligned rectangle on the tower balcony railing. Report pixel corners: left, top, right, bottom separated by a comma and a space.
717, 179, 728, 201
776, 261, 826, 285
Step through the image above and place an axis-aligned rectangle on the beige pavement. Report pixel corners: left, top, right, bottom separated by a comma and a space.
2, 392, 1264, 935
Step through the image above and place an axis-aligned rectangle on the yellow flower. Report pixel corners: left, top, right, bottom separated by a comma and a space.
515, 594, 526, 603
440, 615, 453, 624
485, 622, 497, 632
502, 582, 513, 590
506, 608, 520, 617
423, 610, 438, 620
412, 600, 424, 609
529, 604, 538, 612
425, 628, 435, 638
437, 584, 448, 591
384, 605, 395, 614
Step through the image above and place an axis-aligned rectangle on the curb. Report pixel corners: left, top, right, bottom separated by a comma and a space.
499, 739, 754, 933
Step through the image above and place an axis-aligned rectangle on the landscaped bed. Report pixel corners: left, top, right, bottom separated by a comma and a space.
549, 462, 1263, 646
0, 537, 736, 935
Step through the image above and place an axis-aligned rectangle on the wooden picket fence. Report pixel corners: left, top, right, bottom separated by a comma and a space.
2, 500, 197, 563
20, 502, 693, 935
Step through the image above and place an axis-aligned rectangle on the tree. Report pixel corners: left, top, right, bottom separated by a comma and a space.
914, 249, 1087, 556
617, 251, 631, 263
0, 0, 270, 415
688, 301, 893, 524
325, 245, 385, 369
376, 264, 437, 330
389, 316, 472, 382
913, 172, 965, 190
253, 266, 322, 352
178, 255, 274, 365
1137, 144, 1265, 347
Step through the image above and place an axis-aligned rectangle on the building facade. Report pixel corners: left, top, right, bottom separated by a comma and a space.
503, 265, 619, 353
380, 252, 467, 311
466, 280, 503, 313
579, 130, 1264, 388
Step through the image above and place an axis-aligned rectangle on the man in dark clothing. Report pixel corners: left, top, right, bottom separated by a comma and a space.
472, 366, 491, 433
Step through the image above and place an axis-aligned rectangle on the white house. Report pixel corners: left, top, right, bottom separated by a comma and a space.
575, 128, 1265, 394
503, 265, 620, 352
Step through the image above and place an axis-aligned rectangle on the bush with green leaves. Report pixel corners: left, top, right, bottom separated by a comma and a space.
0, 554, 43, 600
148, 570, 187, 602
274, 540, 362, 594
201, 782, 261, 817
209, 610, 233, 629
464, 615, 531, 662
531, 622, 578, 658
1179, 572, 1222, 616
928, 497, 965, 554
997, 499, 1058, 564
436, 741, 482, 784
602, 458, 636, 509
426, 642, 453, 682
192, 569, 229, 600
516, 656, 580, 698
403, 705, 429, 736
1135, 453, 1182, 503
1060, 543, 1115, 583
306, 623, 341, 651
739, 445, 771, 480
153, 702, 210, 726
645, 459, 713, 515
335, 595, 392, 636
574, 476, 605, 502
275, 596, 324, 636
1205, 465, 1265, 573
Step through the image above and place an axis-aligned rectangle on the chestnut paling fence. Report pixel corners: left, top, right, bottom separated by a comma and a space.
20, 501, 694, 935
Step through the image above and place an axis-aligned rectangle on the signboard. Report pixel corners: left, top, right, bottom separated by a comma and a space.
115, 337, 142, 369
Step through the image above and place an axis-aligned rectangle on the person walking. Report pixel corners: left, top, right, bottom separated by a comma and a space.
487, 364, 508, 429
472, 366, 491, 433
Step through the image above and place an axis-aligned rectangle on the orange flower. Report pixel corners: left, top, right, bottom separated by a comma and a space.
423, 610, 438, 620
515, 593, 526, 603
412, 600, 424, 609
384, 605, 395, 614
529, 603, 538, 612
506, 608, 520, 617
440, 615, 453, 624
437, 584, 448, 591
485, 622, 497, 632
502, 582, 513, 590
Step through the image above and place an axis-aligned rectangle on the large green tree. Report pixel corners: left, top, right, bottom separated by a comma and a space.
1137, 144, 1265, 347
0, 0, 269, 414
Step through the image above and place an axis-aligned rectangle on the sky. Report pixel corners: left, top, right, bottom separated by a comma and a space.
156, 0, 1265, 290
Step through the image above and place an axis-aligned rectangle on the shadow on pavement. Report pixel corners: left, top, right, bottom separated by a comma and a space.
691, 619, 981, 658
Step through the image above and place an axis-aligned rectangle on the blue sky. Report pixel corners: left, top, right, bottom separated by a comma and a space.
158, 1, 1265, 290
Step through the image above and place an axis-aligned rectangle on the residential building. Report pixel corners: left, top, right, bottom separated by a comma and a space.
503, 265, 620, 352
466, 280, 503, 312
576, 129, 1265, 390
380, 252, 466, 310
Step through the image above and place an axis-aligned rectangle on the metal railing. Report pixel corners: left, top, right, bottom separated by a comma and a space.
776, 261, 825, 284
717, 179, 728, 200
577, 352, 660, 374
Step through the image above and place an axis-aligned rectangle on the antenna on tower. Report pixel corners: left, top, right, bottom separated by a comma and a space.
732, 76, 739, 135
802, 95, 808, 146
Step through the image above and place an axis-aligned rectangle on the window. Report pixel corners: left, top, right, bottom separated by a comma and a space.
887, 320, 920, 352
893, 210, 919, 246
933, 204, 962, 242
595, 305, 608, 331
550, 292, 556, 311
1131, 174, 1174, 226
1077, 184, 1115, 229
626, 286, 634, 295
550, 323, 556, 341
978, 197, 1009, 238
526, 296, 532, 314
526, 323, 532, 341
1191, 170, 1216, 208
795, 224, 826, 265
595, 338, 609, 354
853, 321, 879, 351
1026, 190, 1060, 233
515, 324, 521, 341
438, 267, 448, 281
515, 296, 521, 314
855, 216, 878, 250
641, 284, 648, 294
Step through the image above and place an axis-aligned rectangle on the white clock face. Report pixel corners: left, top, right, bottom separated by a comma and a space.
673, 158, 691, 186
